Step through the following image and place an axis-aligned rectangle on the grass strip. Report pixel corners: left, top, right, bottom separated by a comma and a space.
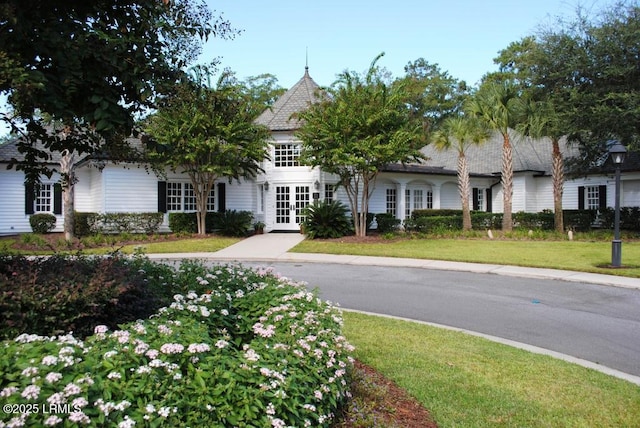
293, 239, 640, 277
343, 311, 640, 427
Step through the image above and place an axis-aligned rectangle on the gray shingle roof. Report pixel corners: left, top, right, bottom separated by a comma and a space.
418, 132, 582, 176
255, 67, 323, 131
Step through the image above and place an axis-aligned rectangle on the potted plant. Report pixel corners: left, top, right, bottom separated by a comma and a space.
254, 221, 265, 234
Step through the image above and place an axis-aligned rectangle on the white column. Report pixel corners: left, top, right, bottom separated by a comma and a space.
396, 182, 407, 220
432, 183, 441, 209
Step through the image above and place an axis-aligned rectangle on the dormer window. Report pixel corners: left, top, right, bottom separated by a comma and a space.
274, 143, 301, 167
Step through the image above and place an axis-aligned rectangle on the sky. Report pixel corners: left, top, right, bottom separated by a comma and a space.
0, 0, 617, 137
201, 0, 615, 89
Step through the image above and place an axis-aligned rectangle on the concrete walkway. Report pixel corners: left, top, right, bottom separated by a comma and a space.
147, 233, 640, 290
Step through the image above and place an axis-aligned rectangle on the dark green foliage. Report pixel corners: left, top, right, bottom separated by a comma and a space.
169, 212, 198, 233
411, 209, 464, 218
302, 200, 353, 239
374, 213, 402, 233
210, 210, 254, 237
0, 254, 175, 340
599, 207, 640, 231
470, 212, 503, 230
74, 212, 96, 237
28, 213, 56, 234
513, 211, 555, 230
404, 215, 463, 233
563, 210, 598, 231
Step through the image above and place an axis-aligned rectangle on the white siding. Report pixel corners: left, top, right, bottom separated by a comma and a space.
103, 165, 158, 212
623, 179, 640, 206
225, 178, 255, 212
439, 182, 459, 209
532, 177, 554, 212
0, 169, 63, 234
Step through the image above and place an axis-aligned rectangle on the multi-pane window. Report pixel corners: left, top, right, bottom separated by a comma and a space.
324, 184, 335, 203
35, 184, 53, 213
405, 188, 425, 218
586, 186, 600, 210
167, 182, 215, 212
476, 189, 484, 211
386, 188, 396, 215
274, 143, 301, 167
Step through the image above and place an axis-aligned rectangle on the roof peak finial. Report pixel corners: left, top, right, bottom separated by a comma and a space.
305, 47, 309, 75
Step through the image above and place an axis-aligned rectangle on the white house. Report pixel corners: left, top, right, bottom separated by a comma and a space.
1, 67, 639, 235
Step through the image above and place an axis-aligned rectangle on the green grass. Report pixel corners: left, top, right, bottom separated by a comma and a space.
292, 238, 640, 277
343, 311, 640, 427
83, 237, 241, 255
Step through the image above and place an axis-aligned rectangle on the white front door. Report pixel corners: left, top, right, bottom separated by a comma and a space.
275, 184, 311, 230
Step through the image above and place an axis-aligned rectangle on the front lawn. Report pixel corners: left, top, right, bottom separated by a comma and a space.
292, 234, 640, 277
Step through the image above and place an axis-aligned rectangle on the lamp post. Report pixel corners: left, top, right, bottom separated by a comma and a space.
609, 141, 627, 267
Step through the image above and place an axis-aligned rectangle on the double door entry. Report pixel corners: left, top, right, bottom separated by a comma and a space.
275, 185, 311, 230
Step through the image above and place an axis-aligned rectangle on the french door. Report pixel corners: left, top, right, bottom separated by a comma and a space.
275, 185, 310, 230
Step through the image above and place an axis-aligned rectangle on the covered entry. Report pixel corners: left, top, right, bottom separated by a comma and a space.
274, 184, 311, 231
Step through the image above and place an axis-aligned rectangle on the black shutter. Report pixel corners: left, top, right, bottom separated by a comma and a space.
485, 188, 492, 213
217, 183, 226, 212
53, 183, 62, 215
158, 181, 167, 213
25, 184, 35, 214
599, 185, 607, 209
472, 188, 480, 211
578, 186, 585, 210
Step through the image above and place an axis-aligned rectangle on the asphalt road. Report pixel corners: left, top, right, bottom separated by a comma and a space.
243, 261, 640, 378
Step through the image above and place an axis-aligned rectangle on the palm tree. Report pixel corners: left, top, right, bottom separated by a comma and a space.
432, 116, 490, 230
467, 81, 522, 232
516, 99, 565, 232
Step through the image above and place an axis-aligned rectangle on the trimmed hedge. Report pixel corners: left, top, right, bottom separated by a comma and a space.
374, 213, 401, 233
168, 210, 254, 236
75, 212, 163, 236
29, 213, 56, 234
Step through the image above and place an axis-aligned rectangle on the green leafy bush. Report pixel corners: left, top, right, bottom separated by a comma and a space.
513, 211, 555, 230
302, 200, 353, 239
210, 210, 254, 237
374, 213, 401, 233
74, 212, 97, 237
471, 212, 503, 230
598, 207, 640, 231
28, 213, 56, 234
0, 254, 175, 339
563, 209, 597, 231
87, 212, 164, 234
168, 212, 197, 233
0, 262, 353, 427
411, 209, 463, 218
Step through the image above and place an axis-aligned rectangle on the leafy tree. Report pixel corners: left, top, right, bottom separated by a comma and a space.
1, 0, 236, 240
401, 58, 469, 132
0, 0, 234, 184
494, 38, 568, 232
467, 81, 524, 232
144, 71, 270, 235
431, 116, 490, 231
504, 2, 640, 173
295, 54, 427, 237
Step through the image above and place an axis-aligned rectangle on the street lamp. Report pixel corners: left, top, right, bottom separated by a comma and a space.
609, 141, 627, 267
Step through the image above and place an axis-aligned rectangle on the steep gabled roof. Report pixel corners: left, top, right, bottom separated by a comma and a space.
255, 67, 323, 131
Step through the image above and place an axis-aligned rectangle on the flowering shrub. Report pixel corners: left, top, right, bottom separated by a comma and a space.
0, 262, 354, 427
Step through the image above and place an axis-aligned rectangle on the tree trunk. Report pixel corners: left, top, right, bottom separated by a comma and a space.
501, 133, 513, 232
191, 172, 215, 236
458, 153, 472, 231
60, 151, 76, 241
552, 138, 564, 232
